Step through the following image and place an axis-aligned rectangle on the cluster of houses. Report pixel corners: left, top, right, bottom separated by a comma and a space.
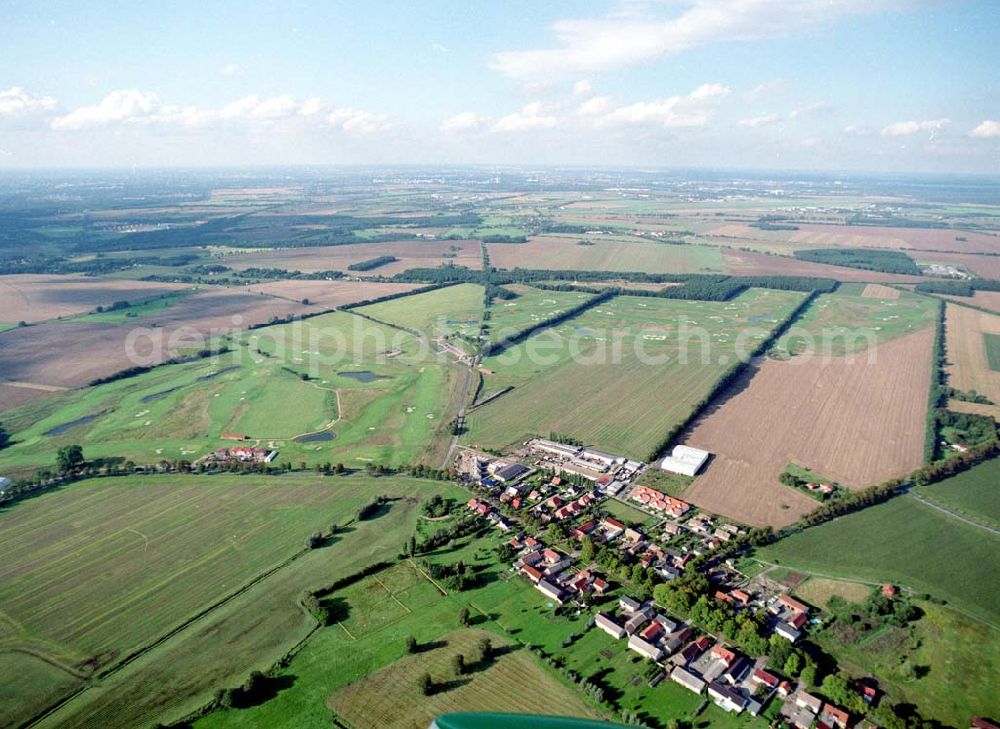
465, 497, 513, 532
204, 445, 277, 465
511, 536, 608, 605
628, 484, 691, 518
779, 688, 852, 729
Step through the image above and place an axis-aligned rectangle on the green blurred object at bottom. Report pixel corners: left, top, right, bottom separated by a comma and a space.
430, 713, 631, 729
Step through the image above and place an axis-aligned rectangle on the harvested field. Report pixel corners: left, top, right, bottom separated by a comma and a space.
239, 279, 423, 308
911, 251, 1000, 279
329, 629, 599, 729
861, 283, 900, 299
944, 303, 1000, 419
0, 274, 187, 324
466, 289, 806, 460
219, 240, 483, 276
488, 236, 724, 273
711, 223, 1000, 255
789, 224, 1000, 254
793, 578, 874, 609
939, 290, 1000, 314
721, 248, 924, 283
0, 288, 314, 402
680, 328, 934, 527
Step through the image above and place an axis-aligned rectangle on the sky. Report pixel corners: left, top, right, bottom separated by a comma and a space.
0, 0, 997, 173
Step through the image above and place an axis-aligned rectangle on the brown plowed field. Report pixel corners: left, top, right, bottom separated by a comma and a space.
944, 303, 1000, 419
0, 274, 187, 324
680, 327, 934, 527
861, 284, 900, 299
911, 252, 1000, 279
0, 289, 314, 410
220, 239, 483, 275
710, 223, 1000, 255
939, 290, 1000, 314
722, 249, 924, 283
239, 279, 423, 307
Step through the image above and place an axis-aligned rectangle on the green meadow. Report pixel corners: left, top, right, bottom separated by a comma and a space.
1, 310, 461, 473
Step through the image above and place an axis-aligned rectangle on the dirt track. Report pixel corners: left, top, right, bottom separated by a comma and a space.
681, 327, 934, 527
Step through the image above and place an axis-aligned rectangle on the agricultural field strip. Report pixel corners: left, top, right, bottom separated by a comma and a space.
0, 483, 340, 653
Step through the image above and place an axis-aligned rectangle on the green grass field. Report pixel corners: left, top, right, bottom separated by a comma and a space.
813, 600, 999, 726
985, 332, 1000, 371
913, 456, 1000, 528
465, 289, 806, 459
758, 486, 1000, 626
195, 529, 750, 729
600, 497, 658, 527
355, 283, 484, 337
63, 290, 195, 323
775, 288, 938, 356
1, 311, 460, 473
0, 322, 17, 332
0, 473, 468, 728
486, 285, 597, 343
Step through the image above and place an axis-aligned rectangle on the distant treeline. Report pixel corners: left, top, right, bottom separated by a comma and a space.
479, 234, 527, 244
339, 283, 452, 311
392, 265, 836, 300
915, 278, 1000, 296
141, 265, 350, 285
749, 215, 799, 231
0, 253, 199, 276
483, 290, 614, 356
347, 255, 399, 271
87, 345, 233, 386
793, 248, 921, 275
70, 211, 483, 253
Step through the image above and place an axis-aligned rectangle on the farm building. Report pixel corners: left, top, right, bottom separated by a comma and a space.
529, 438, 582, 458
595, 612, 625, 639
671, 666, 706, 694
628, 634, 664, 661
660, 445, 710, 476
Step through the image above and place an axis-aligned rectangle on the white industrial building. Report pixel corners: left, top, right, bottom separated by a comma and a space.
660, 445, 710, 477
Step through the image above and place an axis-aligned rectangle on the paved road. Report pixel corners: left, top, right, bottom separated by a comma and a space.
909, 492, 1000, 535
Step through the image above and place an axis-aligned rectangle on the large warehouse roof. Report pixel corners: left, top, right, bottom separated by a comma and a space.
660, 445, 710, 477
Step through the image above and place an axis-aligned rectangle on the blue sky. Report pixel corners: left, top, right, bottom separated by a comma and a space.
0, 0, 997, 172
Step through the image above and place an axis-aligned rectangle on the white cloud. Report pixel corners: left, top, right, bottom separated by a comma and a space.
572, 79, 593, 96
881, 118, 950, 136
50, 90, 390, 135
491, 1, 911, 79
738, 112, 780, 128
843, 123, 874, 136
0, 86, 57, 117
599, 83, 730, 128
969, 120, 1000, 138
327, 107, 392, 135
51, 90, 162, 130
493, 102, 559, 133
576, 96, 614, 116
432, 43, 450, 53
219, 94, 300, 120
744, 78, 786, 102
220, 63, 240, 77
790, 101, 832, 118
440, 111, 492, 134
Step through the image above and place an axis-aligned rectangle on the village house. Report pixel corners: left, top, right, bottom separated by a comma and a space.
595, 612, 625, 639
820, 703, 851, 729
628, 633, 664, 661
629, 484, 691, 517
536, 578, 564, 603
619, 595, 641, 613
708, 680, 747, 713
670, 666, 706, 694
